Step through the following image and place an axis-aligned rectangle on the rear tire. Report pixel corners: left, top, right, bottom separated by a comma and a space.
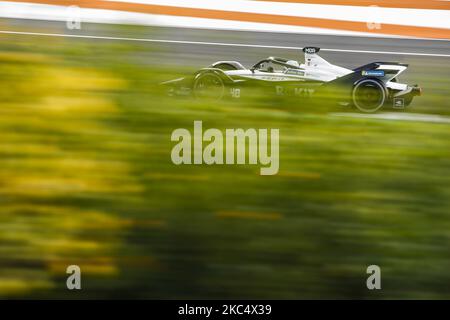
352, 79, 387, 113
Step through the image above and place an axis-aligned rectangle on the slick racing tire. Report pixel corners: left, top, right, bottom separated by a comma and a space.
193, 72, 225, 101
352, 79, 387, 113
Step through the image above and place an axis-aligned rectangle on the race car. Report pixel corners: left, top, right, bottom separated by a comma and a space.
161, 47, 421, 113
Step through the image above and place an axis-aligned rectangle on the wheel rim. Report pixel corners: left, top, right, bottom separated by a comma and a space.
353, 80, 386, 113
193, 73, 225, 100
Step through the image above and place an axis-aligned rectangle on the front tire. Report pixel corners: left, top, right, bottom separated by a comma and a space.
193, 72, 225, 101
352, 79, 387, 113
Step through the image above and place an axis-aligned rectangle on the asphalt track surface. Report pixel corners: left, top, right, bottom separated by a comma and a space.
1, 18, 450, 120
2, 18, 450, 61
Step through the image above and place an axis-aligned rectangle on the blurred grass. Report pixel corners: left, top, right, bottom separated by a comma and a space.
0, 27, 450, 299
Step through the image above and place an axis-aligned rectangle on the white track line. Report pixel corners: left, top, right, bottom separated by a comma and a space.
330, 112, 450, 124
1, 30, 450, 57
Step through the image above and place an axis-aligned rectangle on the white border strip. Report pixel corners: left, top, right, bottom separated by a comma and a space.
0, 2, 403, 39
1, 30, 450, 57
106, 0, 450, 29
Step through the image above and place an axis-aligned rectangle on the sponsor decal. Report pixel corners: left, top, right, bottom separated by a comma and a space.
393, 97, 405, 108
294, 88, 314, 97
362, 70, 385, 77
275, 86, 284, 95
256, 76, 294, 81
285, 69, 305, 76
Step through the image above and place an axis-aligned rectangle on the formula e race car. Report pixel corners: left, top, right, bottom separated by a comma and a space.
161, 47, 422, 113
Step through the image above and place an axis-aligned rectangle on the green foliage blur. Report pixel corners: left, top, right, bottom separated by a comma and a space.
0, 25, 450, 299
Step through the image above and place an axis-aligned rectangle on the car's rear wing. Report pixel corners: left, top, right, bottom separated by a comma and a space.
353, 62, 408, 82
